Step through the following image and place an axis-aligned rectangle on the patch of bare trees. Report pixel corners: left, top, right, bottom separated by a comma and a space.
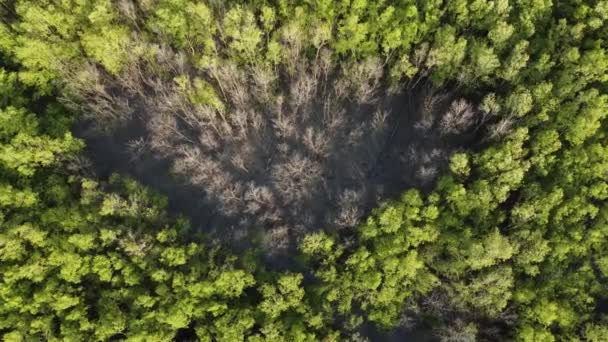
165, 50, 392, 235
63, 38, 484, 249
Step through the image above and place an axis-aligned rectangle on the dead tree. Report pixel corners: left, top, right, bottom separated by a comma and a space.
439, 99, 476, 136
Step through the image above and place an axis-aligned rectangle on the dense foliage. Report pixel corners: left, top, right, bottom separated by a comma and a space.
1, 0, 608, 341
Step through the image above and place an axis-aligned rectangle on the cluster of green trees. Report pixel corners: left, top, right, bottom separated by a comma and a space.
1, 0, 608, 341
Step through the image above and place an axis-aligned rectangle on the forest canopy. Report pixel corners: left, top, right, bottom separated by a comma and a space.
1, 0, 608, 341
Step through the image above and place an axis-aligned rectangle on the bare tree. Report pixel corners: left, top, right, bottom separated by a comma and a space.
345, 57, 383, 104
486, 117, 514, 141
335, 189, 364, 228
126, 137, 148, 164
439, 99, 477, 136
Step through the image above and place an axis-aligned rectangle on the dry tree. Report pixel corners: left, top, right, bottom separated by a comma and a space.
487, 117, 514, 140
439, 98, 476, 136
335, 189, 364, 228
126, 137, 148, 164
60, 62, 134, 127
